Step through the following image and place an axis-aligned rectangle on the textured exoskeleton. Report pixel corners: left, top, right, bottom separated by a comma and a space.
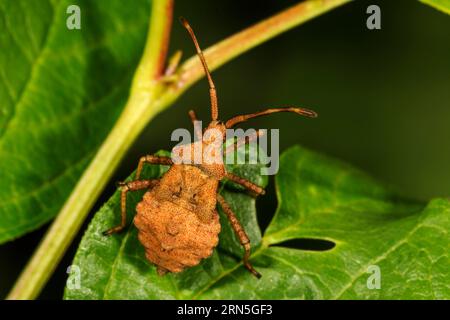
103, 18, 317, 278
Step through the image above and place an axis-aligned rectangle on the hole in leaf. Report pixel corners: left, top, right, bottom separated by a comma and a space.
271, 238, 335, 251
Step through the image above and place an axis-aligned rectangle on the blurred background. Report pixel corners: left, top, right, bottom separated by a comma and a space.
1, 0, 449, 299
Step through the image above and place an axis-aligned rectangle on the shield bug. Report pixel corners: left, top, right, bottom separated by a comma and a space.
103, 18, 317, 278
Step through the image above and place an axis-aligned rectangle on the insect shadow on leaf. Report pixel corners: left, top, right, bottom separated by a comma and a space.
102, 17, 318, 279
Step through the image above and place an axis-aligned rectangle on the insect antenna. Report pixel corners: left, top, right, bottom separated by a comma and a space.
225, 107, 317, 128
180, 17, 218, 121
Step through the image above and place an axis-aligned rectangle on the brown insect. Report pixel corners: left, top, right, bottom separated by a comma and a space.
103, 18, 317, 278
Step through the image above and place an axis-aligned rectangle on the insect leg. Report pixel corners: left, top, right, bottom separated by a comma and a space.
224, 130, 265, 155
225, 107, 317, 128
225, 172, 265, 197
217, 194, 261, 279
135, 155, 173, 180
102, 179, 159, 236
188, 110, 202, 141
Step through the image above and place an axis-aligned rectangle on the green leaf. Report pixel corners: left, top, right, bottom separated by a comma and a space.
64, 147, 268, 299
420, 0, 450, 14
65, 146, 450, 299
264, 146, 449, 299
0, 0, 151, 243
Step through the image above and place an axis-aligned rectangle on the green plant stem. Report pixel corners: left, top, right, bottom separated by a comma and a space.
7, 0, 351, 300
420, 0, 450, 15
6, 0, 174, 300
177, 0, 351, 91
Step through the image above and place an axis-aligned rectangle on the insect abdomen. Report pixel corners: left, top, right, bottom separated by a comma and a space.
134, 195, 221, 274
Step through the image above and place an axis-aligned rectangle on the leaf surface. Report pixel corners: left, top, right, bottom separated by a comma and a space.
0, 0, 151, 243
65, 146, 450, 299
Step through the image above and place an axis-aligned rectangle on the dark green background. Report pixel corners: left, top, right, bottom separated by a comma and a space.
1, 0, 449, 299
